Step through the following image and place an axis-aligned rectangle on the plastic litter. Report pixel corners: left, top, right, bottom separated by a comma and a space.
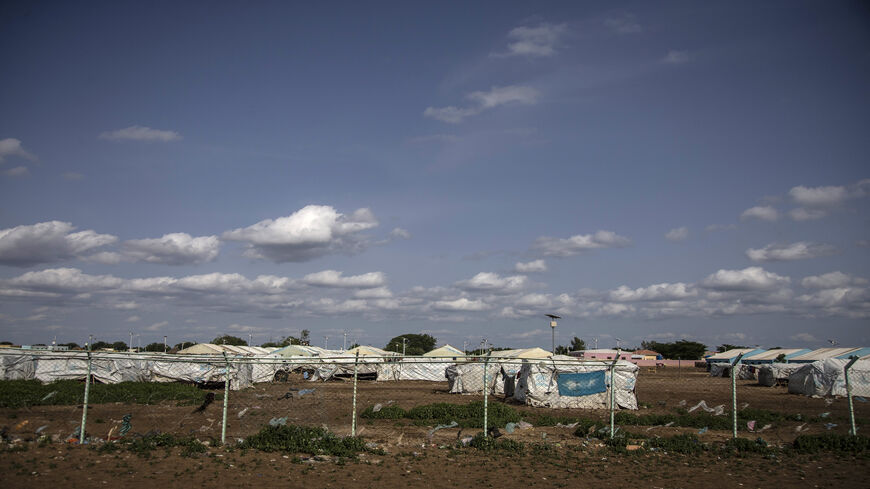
855, 396, 867, 403
819, 412, 830, 418
678, 400, 687, 407
303, 371, 309, 379
825, 423, 838, 430
460, 436, 473, 446
269, 417, 288, 427
41, 391, 58, 402
237, 408, 249, 418
372, 403, 383, 413
740, 402, 749, 409
119, 414, 132, 437
35, 425, 49, 434
298, 388, 315, 396
824, 398, 834, 406
795, 424, 807, 432
747, 421, 756, 432
698, 427, 708, 435
14, 420, 29, 431
505, 422, 516, 434
759, 424, 772, 432
556, 422, 579, 429
516, 421, 533, 430
688, 400, 725, 416
664, 421, 674, 427
427, 421, 458, 439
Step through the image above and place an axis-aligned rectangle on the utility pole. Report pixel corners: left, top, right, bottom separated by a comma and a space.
163, 335, 167, 353
343, 330, 348, 351
130, 332, 134, 352
324, 335, 329, 350
546, 314, 561, 355
249, 333, 253, 346
401, 337, 408, 356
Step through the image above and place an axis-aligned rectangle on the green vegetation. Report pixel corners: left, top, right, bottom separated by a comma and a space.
361, 401, 521, 428
211, 335, 248, 346
261, 329, 310, 348
240, 425, 368, 457
555, 336, 586, 355
384, 334, 437, 355
641, 340, 707, 360
0, 379, 211, 408
792, 433, 870, 454
95, 433, 208, 457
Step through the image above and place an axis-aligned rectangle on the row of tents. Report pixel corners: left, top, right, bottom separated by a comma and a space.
706, 347, 870, 365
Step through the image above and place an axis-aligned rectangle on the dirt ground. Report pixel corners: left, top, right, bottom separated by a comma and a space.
1, 367, 867, 488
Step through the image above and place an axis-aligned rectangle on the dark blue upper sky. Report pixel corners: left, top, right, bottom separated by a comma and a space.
1, 1, 868, 349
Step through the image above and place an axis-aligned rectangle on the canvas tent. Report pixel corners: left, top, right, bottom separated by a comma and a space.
513, 359, 639, 409
757, 363, 805, 386
788, 358, 870, 397
424, 344, 464, 358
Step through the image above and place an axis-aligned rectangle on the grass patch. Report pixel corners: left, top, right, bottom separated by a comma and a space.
792, 434, 870, 454
241, 425, 367, 458
468, 432, 524, 452
361, 401, 521, 428
94, 433, 208, 458
0, 380, 214, 408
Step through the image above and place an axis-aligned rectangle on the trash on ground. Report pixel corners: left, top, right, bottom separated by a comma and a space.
269, 417, 288, 427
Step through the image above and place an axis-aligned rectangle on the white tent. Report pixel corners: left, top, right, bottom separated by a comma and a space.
788, 358, 870, 397
757, 363, 804, 386
513, 359, 639, 409
423, 344, 464, 358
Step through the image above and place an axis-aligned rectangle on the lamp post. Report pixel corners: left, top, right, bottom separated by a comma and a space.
130, 332, 134, 353
401, 337, 408, 357
163, 335, 167, 353
546, 314, 561, 355
324, 336, 329, 350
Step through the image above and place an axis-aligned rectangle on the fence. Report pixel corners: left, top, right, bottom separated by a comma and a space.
0, 349, 866, 449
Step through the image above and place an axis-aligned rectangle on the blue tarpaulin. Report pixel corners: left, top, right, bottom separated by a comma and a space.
557, 371, 607, 397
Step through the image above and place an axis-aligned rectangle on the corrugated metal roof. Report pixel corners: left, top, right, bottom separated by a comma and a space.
837, 347, 870, 359
743, 349, 810, 362
789, 348, 860, 362
706, 348, 765, 361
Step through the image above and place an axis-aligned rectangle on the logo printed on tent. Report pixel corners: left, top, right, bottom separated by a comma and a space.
557, 371, 607, 397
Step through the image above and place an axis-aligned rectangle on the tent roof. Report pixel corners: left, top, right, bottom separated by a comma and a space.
177, 343, 225, 355
489, 347, 552, 359
744, 349, 810, 361
706, 348, 765, 361
790, 348, 861, 362
346, 345, 399, 357
423, 344, 464, 357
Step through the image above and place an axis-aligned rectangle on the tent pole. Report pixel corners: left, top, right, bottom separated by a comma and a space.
844, 356, 859, 436
731, 353, 745, 439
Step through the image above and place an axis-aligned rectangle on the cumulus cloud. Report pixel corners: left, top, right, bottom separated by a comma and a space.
7, 268, 123, 292
534, 230, 631, 257
353, 287, 393, 299
424, 85, 539, 123
390, 228, 412, 239
746, 242, 836, 262
740, 206, 779, 222
122, 233, 220, 265
609, 283, 697, 302
662, 50, 689, 64
701, 267, 790, 291
455, 272, 528, 294
515, 259, 547, 273
303, 270, 386, 288
433, 297, 489, 311
3, 166, 29, 177
790, 332, 818, 342
0, 138, 37, 163
0, 221, 117, 267
99, 126, 181, 142
665, 227, 688, 242
789, 208, 827, 221
787, 180, 870, 220
494, 23, 567, 57
145, 321, 169, 331
802, 272, 867, 289
604, 13, 641, 34
222, 205, 379, 262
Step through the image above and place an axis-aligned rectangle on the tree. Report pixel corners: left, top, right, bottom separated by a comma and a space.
173, 341, 196, 350
775, 353, 787, 362
716, 344, 747, 353
385, 334, 437, 355
0, 341, 12, 345
641, 340, 707, 360
111, 341, 128, 351
144, 342, 165, 352
300, 329, 310, 346
212, 335, 248, 346
60, 342, 79, 349
91, 341, 113, 350
570, 337, 586, 351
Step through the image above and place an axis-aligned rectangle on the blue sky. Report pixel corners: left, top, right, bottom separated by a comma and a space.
1, 1, 868, 350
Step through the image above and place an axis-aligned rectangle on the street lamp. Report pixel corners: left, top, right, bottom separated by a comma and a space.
163, 335, 167, 353
546, 314, 561, 355
401, 337, 408, 356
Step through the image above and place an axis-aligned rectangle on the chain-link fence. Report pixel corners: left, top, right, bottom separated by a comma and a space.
0, 349, 866, 449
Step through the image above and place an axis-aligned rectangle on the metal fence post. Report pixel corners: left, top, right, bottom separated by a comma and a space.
351, 351, 360, 436
609, 357, 619, 439
79, 345, 92, 445
731, 353, 745, 439
845, 355, 859, 436
483, 351, 490, 437
221, 352, 230, 445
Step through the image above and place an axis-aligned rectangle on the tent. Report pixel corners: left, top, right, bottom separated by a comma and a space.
788, 358, 870, 397
710, 363, 757, 379
513, 359, 639, 409
423, 344, 465, 358
346, 345, 399, 357
757, 363, 804, 386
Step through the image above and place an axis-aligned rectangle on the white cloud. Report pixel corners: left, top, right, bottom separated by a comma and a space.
433, 298, 489, 311
746, 242, 836, 262
740, 206, 779, 222
789, 208, 827, 221
609, 283, 697, 302
604, 13, 641, 34
664, 227, 688, 242
3, 166, 29, 177
126, 315, 141, 322
534, 230, 631, 257
0, 221, 117, 267
802, 272, 867, 289
99, 126, 181, 142
303, 270, 386, 288
353, 286, 393, 299
222, 205, 379, 262
7, 268, 123, 292
145, 321, 169, 331
495, 23, 567, 57
701, 267, 791, 291
789, 184, 848, 207
790, 333, 819, 343
122, 233, 220, 265
455, 272, 528, 293
515, 259, 547, 273
662, 50, 689, 64
390, 228, 412, 239
424, 85, 539, 124
0, 138, 37, 162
